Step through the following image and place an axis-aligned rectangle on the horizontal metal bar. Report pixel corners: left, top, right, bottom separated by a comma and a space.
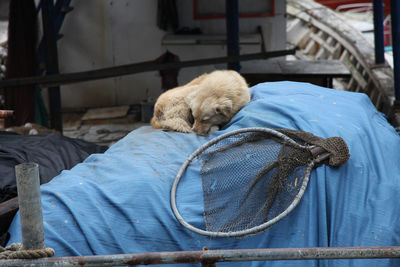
0, 48, 295, 89
1, 246, 399, 266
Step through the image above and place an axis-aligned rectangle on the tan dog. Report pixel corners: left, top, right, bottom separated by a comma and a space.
150, 70, 250, 135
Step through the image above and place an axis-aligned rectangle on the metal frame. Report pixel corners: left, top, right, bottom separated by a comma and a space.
171, 127, 315, 238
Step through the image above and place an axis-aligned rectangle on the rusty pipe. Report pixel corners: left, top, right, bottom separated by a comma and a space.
1, 246, 400, 266
15, 162, 45, 250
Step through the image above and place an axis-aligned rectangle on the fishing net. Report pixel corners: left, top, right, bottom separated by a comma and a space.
171, 128, 349, 238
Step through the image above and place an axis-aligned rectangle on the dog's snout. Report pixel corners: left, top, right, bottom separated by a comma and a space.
192, 121, 209, 136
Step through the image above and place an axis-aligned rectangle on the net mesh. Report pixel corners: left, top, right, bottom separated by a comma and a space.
198, 131, 311, 234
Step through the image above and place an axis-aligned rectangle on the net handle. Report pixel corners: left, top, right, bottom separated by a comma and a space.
170, 127, 315, 238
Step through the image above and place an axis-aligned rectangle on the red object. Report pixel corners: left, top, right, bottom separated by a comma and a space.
315, 0, 391, 15
0, 110, 14, 118
193, 0, 275, 19
0, 110, 13, 130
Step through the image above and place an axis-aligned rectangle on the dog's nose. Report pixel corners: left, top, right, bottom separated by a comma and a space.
192, 127, 208, 136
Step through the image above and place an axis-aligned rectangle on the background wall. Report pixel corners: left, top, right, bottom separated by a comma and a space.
58, 0, 165, 109
0, 0, 9, 20
57, 0, 286, 109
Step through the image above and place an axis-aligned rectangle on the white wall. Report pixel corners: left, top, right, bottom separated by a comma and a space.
58, 0, 165, 109
57, 0, 286, 109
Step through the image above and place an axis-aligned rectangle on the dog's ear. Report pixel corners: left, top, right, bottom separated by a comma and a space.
215, 97, 233, 117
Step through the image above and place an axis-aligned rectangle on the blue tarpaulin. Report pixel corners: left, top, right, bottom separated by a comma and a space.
7, 81, 400, 266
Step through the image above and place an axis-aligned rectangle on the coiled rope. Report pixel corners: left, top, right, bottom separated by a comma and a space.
0, 243, 54, 259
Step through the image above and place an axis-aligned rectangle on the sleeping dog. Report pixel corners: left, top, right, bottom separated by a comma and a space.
150, 70, 250, 135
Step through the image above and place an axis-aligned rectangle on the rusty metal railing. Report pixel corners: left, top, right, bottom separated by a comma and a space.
1, 246, 400, 266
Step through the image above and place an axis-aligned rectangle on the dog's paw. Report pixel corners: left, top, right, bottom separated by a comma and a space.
174, 125, 193, 133
179, 127, 193, 133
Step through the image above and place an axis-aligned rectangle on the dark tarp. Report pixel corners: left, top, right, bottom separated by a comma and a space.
0, 132, 107, 246
0, 132, 107, 203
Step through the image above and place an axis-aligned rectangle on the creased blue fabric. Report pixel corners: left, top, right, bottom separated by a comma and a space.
8, 82, 400, 266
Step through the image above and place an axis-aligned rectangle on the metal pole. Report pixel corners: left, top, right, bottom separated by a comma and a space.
15, 162, 45, 250
41, 0, 63, 132
373, 0, 385, 64
1, 246, 400, 266
0, 49, 296, 89
226, 0, 241, 71
391, 0, 400, 100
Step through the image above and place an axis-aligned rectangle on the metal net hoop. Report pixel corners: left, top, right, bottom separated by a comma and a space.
170, 127, 315, 238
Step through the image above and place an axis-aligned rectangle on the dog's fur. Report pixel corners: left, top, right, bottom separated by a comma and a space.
150, 70, 250, 135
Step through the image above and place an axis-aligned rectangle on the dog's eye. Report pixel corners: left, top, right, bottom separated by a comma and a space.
202, 117, 210, 122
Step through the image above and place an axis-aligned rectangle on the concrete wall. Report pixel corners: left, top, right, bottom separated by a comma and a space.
58, 0, 165, 109
0, 0, 9, 20
57, 0, 286, 109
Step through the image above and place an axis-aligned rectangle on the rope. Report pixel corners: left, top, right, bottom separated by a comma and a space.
0, 243, 55, 259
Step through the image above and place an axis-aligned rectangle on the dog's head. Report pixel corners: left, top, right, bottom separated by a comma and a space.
187, 92, 233, 135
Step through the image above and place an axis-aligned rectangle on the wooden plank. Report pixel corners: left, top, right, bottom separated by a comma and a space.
282, 60, 350, 76
62, 113, 82, 131
303, 39, 318, 56
0, 197, 18, 235
81, 105, 130, 121
242, 59, 351, 88
332, 43, 342, 59
0, 197, 18, 216
241, 59, 351, 77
